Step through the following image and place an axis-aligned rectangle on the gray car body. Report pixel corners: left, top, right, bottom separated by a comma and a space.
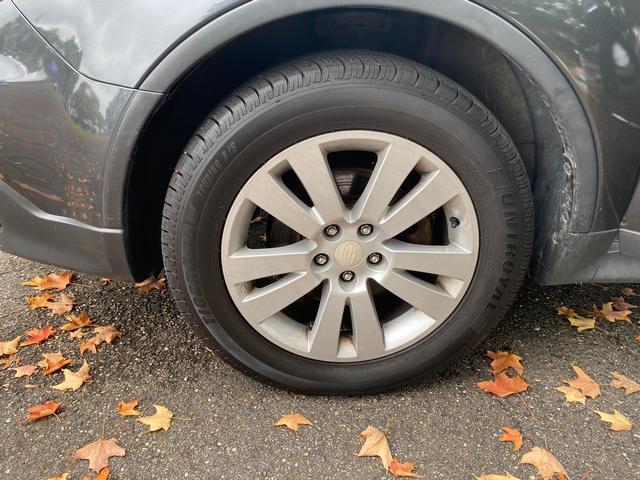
0, 0, 639, 284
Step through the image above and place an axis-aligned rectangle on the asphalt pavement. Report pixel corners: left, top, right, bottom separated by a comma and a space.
1, 250, 639, 479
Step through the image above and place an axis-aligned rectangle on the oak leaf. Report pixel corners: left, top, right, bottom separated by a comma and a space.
47, 474, 70, 480
566, 365, 600, 398
69, 329, 87, 339
93, 325, 122, 344
38, 352, 71, 375
0, 336, 20, 356
610, 372, 640, 395
357, 426, 393, 470
73, 438, 125, 473
520, 447, 567, 480
593, 302, 631, 323
135, 277, 166, 293
139, 405, 173, 432
61, 313, 92, 331
477, 373, 529, 397
475, 475, 521, 480
53, 361, 91, 391
389, 458, 419, 477
487, 351, 524, 375
500, 427, 522, 451
611, 296, 637, 311
13, 364, 37, 378
25, 400, 61, 422
118, 399, 141, 417
274, 413, 312, 431
23, 271, 73, 291
81, 336, 101, 355
595, 409, 634, 431
20, 326, 55, 346
555, 385, 586, 405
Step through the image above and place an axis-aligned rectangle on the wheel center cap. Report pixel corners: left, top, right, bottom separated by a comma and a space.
334, 240, 364, 268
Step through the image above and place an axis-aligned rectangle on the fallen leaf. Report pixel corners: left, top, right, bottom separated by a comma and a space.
636, 333, 640, 343
70, 330, 87, 339
61, 313, 92, 331
477, 373, 529, 397
139, 405, 173, 432
47, 474, 70, 480
565, 315, 595, 332
611, 296, 637, 311
621, 287, 639, 296
0, 336, 20, 356
23, 271, 73, 291
609, 372, 640, 395
595, 409, 634, 431
520, 447, 567, 480
275, 413, 312, 432
100, 278, 111, 285
27, 293, 56, 309
73, 438, 125, 473
13, 364, 37, 378
20, 326, 55, 346
25, 400, 61, 422
28, 294, 74, 315
118, 399, 141, 417
475, 475, 521, 480
357, 426, 393, 470
389, 458, 419, 477
0, 355, 18, 369
500, 427, 522, 451
556, 306, 578, 318
53, 361, 91, 391
39, 352, 72, 375
566, 365, 600, 398
487, 351, 524, 375
93, 325, 122, 344
135, 277, 166, 293
593, 302, 631, 323
80, 336, 101, 355
556, 385, 586, 405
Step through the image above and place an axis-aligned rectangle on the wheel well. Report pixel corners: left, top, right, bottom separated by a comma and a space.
126, 7, 540, 279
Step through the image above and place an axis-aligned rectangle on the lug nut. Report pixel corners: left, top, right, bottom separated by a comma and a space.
367, 253, 382, 265
314, 254, 329, 266
340, 271, 355, 282
324, 225, 340, 237
358, 224, 373, 236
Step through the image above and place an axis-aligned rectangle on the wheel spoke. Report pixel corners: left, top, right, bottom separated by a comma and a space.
352, 142, 420, 223
308, 282, 346, 356
378, 270, 459, 322
382, 240, 475, 280
244, 171, 322, 239
288, 143, 346, 223
349, 287, 385, 358
225, 241, 315, 284
380, 170, 456, 238
240, 272, 321, 324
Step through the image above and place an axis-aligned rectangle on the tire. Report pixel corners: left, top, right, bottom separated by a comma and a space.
161, 50, 533, 394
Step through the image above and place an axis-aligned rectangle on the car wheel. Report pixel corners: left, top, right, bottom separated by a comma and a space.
161, 50, 533, 393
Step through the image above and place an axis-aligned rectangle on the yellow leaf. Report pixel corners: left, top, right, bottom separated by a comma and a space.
566, 315, 595, 332
595, 409, 634, 431
475, 475, 521, 480
520, 447, 567, 480
138, 405, 173, 432
274, 413, 312, 432
555, 385, 586, 405
0, 336, 20, 356
118, 399, 141, 417
52, 361, 91, 391
47, 474, 70, 480
609, 372, 640, 395
61, 313, 92, 331
566, 365, 600, 398
357, 426, 393, 470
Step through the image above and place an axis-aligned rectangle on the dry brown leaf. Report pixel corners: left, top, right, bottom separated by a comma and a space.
595, 409, 634, 431
135, 277, 166, 293
611, 296, 637, 311
25, 400, 61, 422
610, 372, 640, 395
20, 326, 55, 346
28, 294, 74, 315
500, 427, 522, 451
566, 365, 600, 398
520, 447, 567, 480
138, 405, 173, 432
556, 306, 577, 318
389, 458, 419, 478
477, 373, 529, 398
53, 361, 91, 391
566, 315, 596, 332
23, 271, 73, 291
93, 325, 122, 344
47, 474, 70, 480
555, 385, 586, 405
0, 355, 18, 369
593, 302, 631, 323
357, 426, 393, 470
80, 336, 101, 355
61, 313, 92, 331
100, 278, 111, 286
70, 330, 87, 339
118, 399, 141, 417
73, 438, 125, 473
487, 351, 524, 375
13, 365, 37, 378
274, 413, 312, 431
39, 352, 71, 375
82, 468, 110, 480
0, 336, 20, 356
475, 475, 521, 480
621, 287, 639, 296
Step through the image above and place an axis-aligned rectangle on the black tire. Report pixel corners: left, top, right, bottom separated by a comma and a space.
161, 50, 533, 394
